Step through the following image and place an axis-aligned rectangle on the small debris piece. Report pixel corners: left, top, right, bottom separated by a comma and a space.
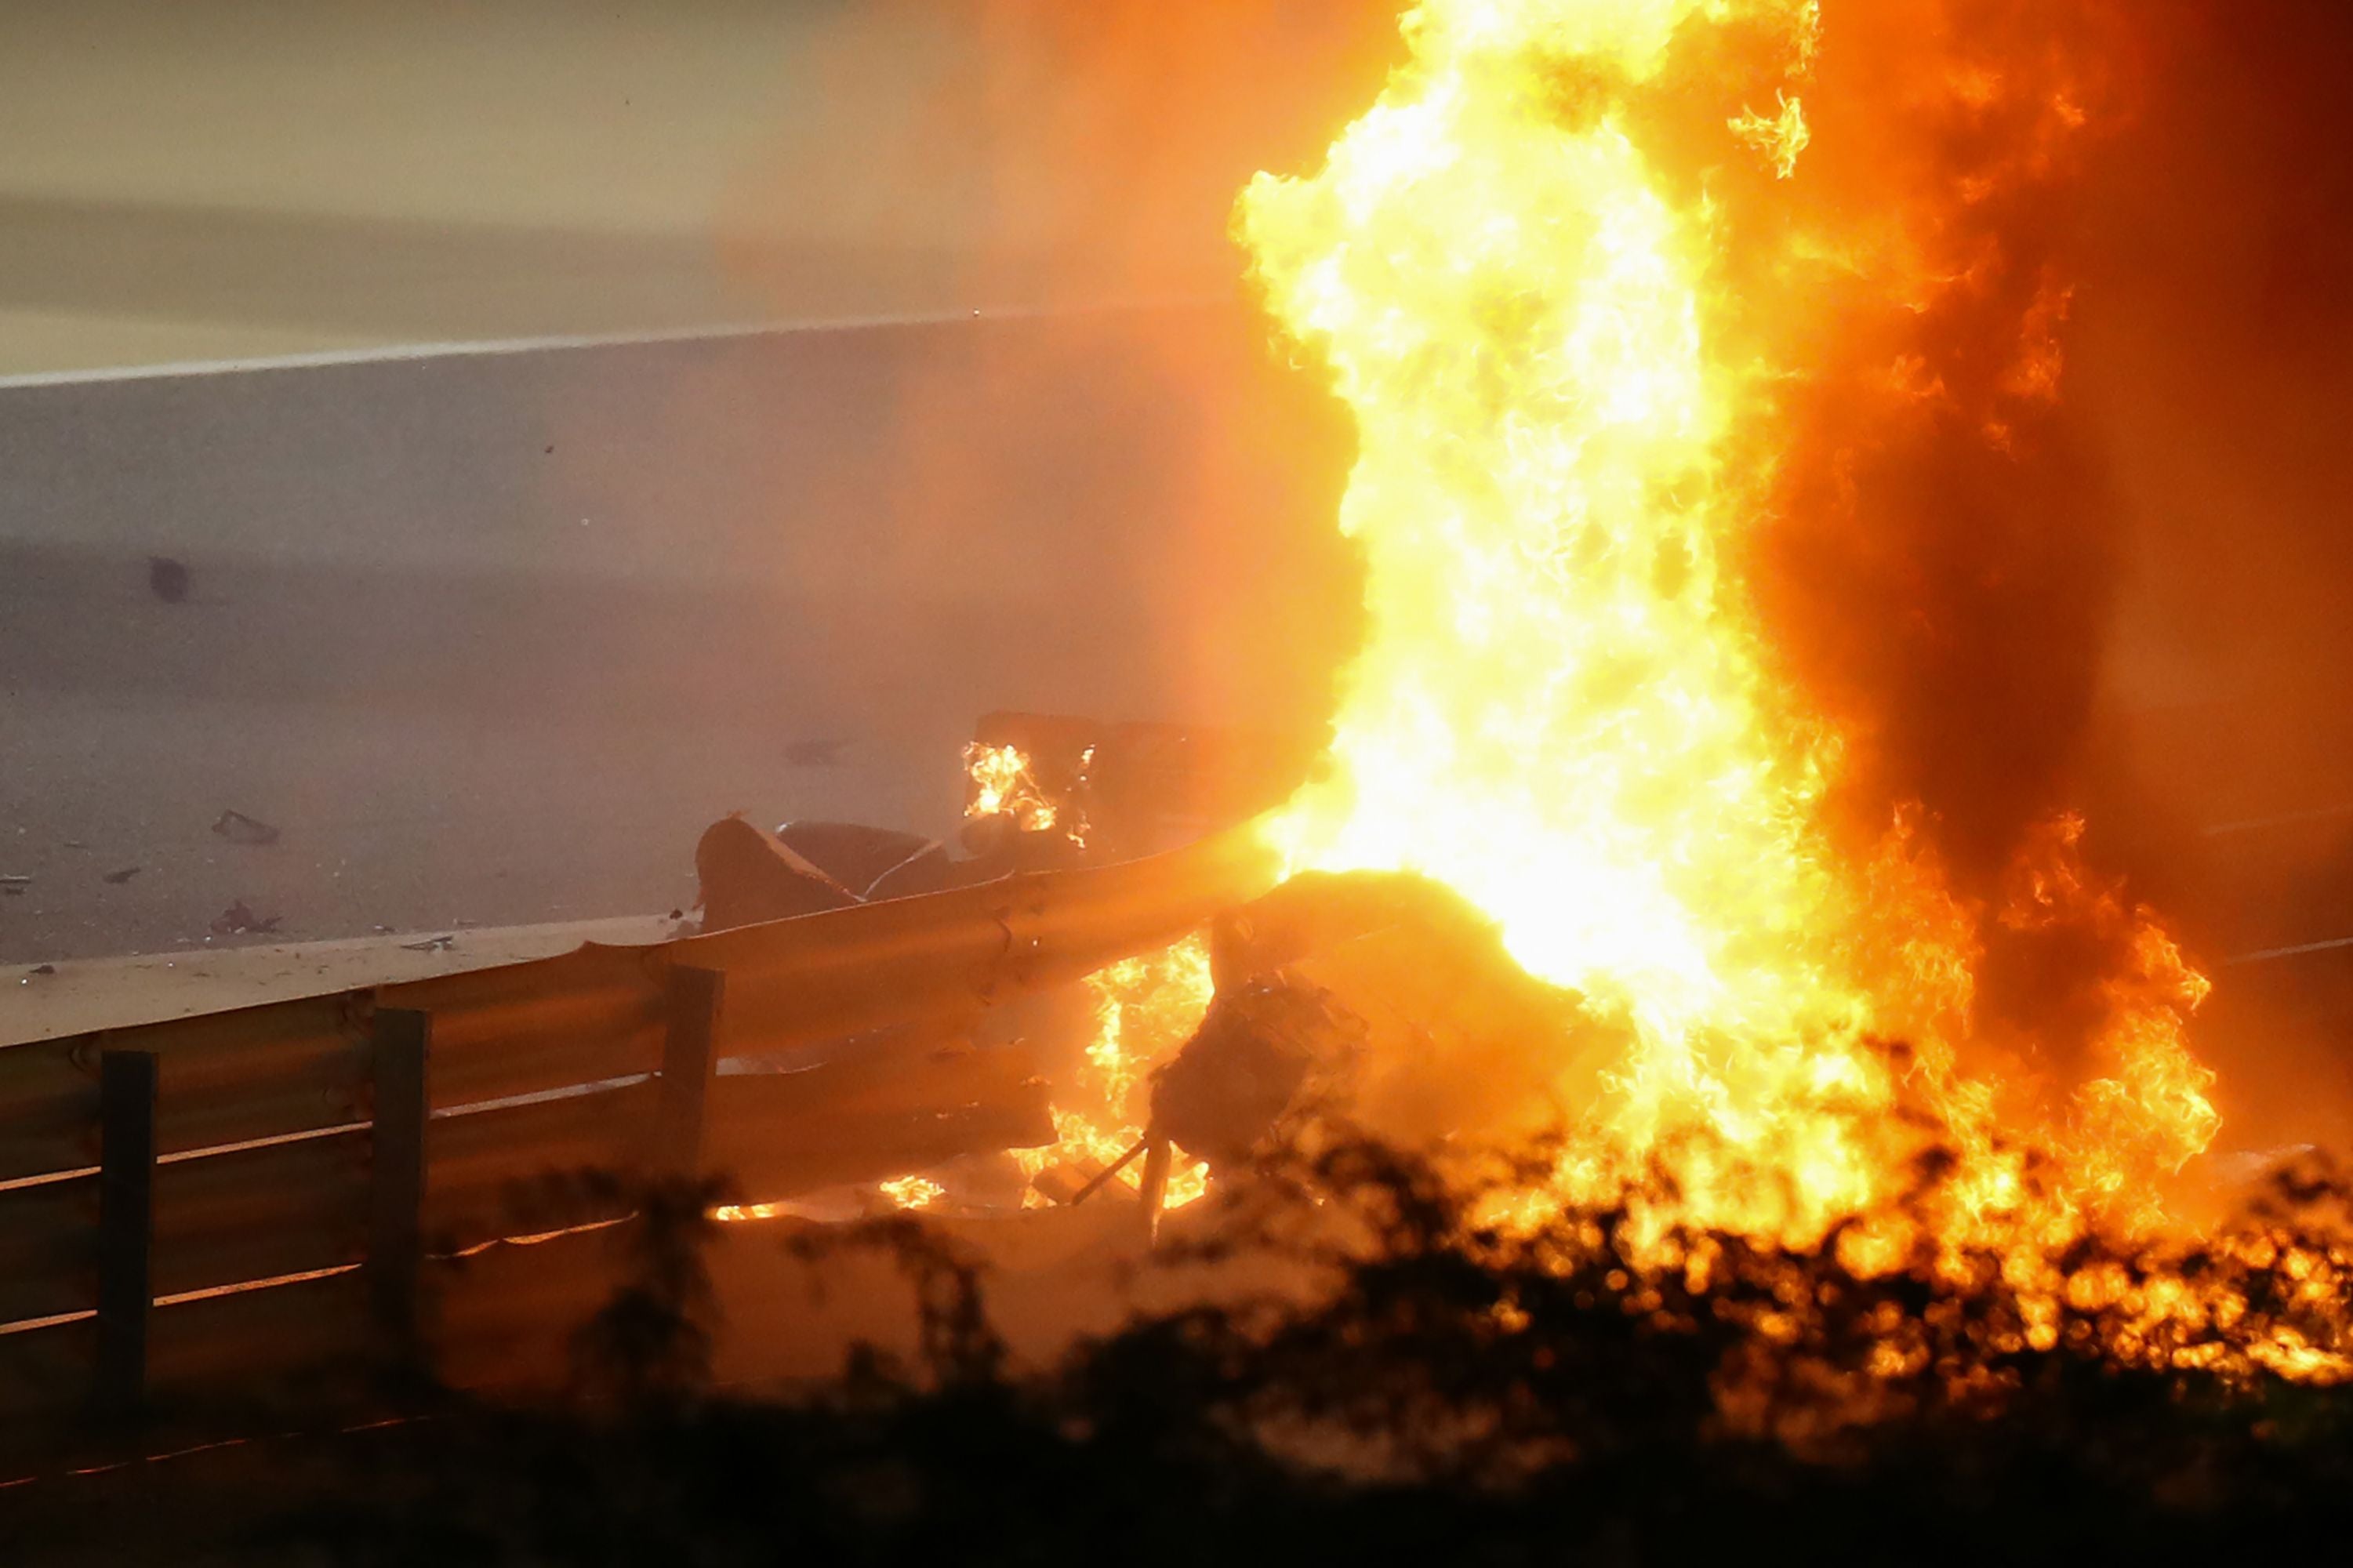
63, 840, 88, 851
400, 935, 457, 953
696, 816, 861, 934
27, 964, 55, 976
1151, 977, 1364, 1170
102, 867, 140, 885
211, 810, 281, 847
210, 900, 281, 935
0, 874, 30, 887
149, 556, 191, 604
777, 822, 935, 895
783, 739, 848, 768
1031, 1159, 1132, 1208
864, 842, 954, 902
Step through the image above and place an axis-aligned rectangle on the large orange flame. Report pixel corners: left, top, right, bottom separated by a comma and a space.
1230, 0, 2281, 1362
1012, 934, 1216, 1210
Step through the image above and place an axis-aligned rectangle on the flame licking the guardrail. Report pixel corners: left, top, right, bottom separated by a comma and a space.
1013, 935, 1216, 1210
935, 744, 1216, 1211
1228, 0, 2353, 1380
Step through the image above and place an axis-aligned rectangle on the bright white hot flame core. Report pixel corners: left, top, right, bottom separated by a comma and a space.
1244, 0, 1845, 1051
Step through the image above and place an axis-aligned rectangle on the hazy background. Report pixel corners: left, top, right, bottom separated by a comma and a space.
0, 0, 2348, 1143
0, 0, 1377, 965
0, 0, 1389, 372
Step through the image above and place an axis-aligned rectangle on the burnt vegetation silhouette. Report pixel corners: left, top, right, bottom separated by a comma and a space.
13, 1132, 2353, 1564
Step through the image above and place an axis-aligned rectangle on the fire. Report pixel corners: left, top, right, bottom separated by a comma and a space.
879, 1174, 947, 1211
1240, 0, 1840, 1051
964, 742, 1058, 833
1729, 92, 1810, 180
1226, 0, 2348, 1377
714, 1171, 944, 1225
962, 739, 1215, 1206
1014, 934, 1215, 1210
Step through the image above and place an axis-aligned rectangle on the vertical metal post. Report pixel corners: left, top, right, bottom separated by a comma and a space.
1138, 1132, 1173, 1249
660, 966, 724, 1176
368, 1007, 430, 1360
95, 1050, 159, 1415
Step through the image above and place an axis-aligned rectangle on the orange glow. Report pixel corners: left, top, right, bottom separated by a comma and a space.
713, 1171, 947, 1225
1015, 934, 1215, 1209
1730, 93, 1811, 180
712, 1202, 788, 1224
1228, 0, 2334, 1379
879, 1174, 947, 1211
964, 741, 1058, 832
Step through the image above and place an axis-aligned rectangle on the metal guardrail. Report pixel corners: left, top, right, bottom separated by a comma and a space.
0, 821, 1277, 1429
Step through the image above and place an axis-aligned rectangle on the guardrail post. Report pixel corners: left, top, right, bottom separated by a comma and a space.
660, 966, 724, 1176
368, 1008, 430, 1363
95, 1050, 159, 1416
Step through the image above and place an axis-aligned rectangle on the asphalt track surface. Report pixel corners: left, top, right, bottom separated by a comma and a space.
0, 303, 1350, 964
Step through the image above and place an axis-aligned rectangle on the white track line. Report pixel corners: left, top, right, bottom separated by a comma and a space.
0, 296, 1217, 392
2202, 801, 2353, 838
2228, 935, 2353, 966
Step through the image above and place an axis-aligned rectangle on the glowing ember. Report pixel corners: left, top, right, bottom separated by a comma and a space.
713, 1201, 788, 1225
879, 1174, 947, 1211
964, 742, 1058, 833
1015, 934, 1215, 1209
713, 1172, 946, 1225
1228, 0, 2340, 1378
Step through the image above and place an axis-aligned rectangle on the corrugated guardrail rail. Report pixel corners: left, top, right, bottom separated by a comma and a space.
0, 822, 1276, 1432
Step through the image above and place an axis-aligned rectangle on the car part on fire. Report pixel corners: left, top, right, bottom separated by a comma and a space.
695, 815, 862, 933
1183, 868, 1605, 1157
1148, 975, 1365, 1171
1066, 1135, 1152, 1206
1062, 1130, 1182, 1245
1287, 894, 1607, 1152
1051, 873, 1569, 1240
956, 810, 1088, 879
969, 710, 1320, 859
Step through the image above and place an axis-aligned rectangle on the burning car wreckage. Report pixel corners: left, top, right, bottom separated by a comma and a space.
686, 710, 1451, 1237
688, 712, 1604, 1241
675, 0, 2353, 1411
16, 4, 2353, 1548
699, 702, 2353, 1423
